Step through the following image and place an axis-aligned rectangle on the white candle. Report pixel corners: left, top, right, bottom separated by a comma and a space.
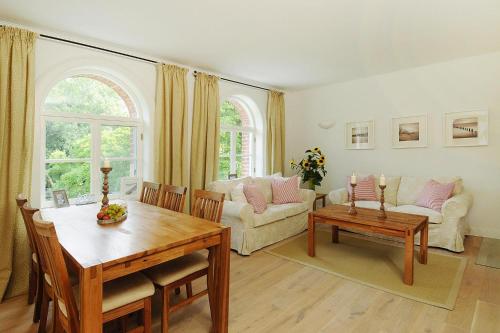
351, 172, 357, 185
103, 159, 111, 168
380, 174, 386, 186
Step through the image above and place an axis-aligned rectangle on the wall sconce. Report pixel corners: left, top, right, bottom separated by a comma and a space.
318, 121, 336, 129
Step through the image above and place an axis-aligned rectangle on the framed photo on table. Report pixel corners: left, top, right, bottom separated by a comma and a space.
345, 120, 375, 149
52, 190, 69, 208
392, 114, 428, 148
120, 177, 140, 200
444, 110, 488, 147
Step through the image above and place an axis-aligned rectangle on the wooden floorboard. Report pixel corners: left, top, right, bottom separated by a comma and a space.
0, 233, 498, 333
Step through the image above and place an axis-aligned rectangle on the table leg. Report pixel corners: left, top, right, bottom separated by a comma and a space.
419, 223, 428, 264
331, 225, 339, 243
308, 212, 315, 257
313, 200, 317, 211
213, 227, 230, 333
404, 230, 414, 285
80, 265, 103, 332
322, 196, 326, 208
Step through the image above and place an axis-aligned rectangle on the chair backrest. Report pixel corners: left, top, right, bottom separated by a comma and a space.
16, 194, 38, 259
33, 211, 80, 333
191, 189, 225, 223
139, 181, 162, 205
158, 185, 187, 212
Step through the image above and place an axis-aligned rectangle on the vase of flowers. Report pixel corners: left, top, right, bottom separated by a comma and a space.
290, 147, 327, 190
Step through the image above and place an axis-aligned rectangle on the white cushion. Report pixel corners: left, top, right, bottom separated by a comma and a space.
397, 176, 462, 206
230, 183, 247, 203
374, 176, 401, 206
58, 272, 154, 316
388, 205, 443, 224
253, 202, 308, 227
145, 252, 208, 287
251, 177, 273, 203
342, 201, 395, 210
32, 253, 37, 264
206, 177, 252, 199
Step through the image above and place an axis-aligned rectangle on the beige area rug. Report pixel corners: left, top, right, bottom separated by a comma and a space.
476, 238, 500, 269
265, 231, 467, 310
471, 301, 500, 333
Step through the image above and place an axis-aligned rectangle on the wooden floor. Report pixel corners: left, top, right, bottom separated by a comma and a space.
1, 233, 499, 333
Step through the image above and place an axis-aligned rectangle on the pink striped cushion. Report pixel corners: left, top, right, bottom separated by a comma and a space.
346, 175, 377, 201
243, 184, 267, 214
272, 175, 302, 204
416, 180, 455, 212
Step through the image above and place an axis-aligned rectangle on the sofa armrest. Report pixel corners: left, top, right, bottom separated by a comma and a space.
221, 200, 255, 228
442, 191, 473, 219
328, 188, 348, 204
300, 189, 316, 211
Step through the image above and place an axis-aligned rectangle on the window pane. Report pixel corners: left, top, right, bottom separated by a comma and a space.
236, 155, 251, 177
101, 160, 137, 194
44, 76, 132, 117
219, 131, 230, 156
46, 162, 91, 200
218, 156, 230, 180
101, 126, 137, 158
220, 101, 242, 126
45, 121, 91, 159
236, 131, 251, 155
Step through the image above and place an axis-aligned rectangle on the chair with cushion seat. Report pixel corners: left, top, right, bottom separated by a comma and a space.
139, 181, 162, 205
145, 189, 225, 333
32, 211, 155, 333
157, 185, 187, 212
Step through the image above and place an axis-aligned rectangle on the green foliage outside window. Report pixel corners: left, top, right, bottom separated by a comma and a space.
218, 101, 247, 179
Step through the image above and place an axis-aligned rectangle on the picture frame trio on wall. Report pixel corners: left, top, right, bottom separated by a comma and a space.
345, 109, 488, 149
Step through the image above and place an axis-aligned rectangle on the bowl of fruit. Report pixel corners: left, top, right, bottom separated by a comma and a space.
96, 203, 128, 225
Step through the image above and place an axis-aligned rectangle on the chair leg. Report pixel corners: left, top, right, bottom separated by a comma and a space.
161, 288, 170, 333
28, 265, 37, 305
186, 283, 193, 298
119, 316, 128, 333
143, 297, 152, 333
33, 272, 44, 323
38, 289, 50, 333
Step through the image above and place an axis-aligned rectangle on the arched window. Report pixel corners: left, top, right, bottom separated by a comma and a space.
218, 98, 257, 179
41, 74, 142, 206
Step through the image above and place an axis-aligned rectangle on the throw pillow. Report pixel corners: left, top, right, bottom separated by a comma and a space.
416, 180, 455, 212
272, 175, 302, 204
346, 175, 377, 201
231, 183, 248, 203
243, 184, 267, 213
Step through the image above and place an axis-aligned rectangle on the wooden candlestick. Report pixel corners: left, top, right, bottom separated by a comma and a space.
100, 167, 112, 208
378, 184, 387, 219
348, 183, 357, 215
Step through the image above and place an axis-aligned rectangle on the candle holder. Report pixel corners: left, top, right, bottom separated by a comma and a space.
348, 183, 357, 215
100, 167, 112, 208
378, 184, 387, 219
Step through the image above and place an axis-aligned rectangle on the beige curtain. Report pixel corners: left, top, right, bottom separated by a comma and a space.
0, 26, 36, 300
190, 73, 220, 200
266, 90, 285, 175
154, 64, 188, 187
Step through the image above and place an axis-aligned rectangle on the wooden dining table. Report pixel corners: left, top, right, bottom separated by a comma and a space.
41, 200, 230, 333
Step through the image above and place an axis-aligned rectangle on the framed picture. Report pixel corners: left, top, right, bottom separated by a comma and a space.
120, 177, 140, 200
392, 115, 428, 148
52, 190, 69, 208
444, 110, 488, 147
345, 120, 375, 149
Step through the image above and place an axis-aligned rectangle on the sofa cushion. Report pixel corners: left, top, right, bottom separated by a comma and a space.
346, 175, 377, 201
388, 205, 443, 224
416, 180, 455, 212
253, 202, 308, 227
272, 175, 302, 204
342, 201, 395, 210
397, 176, 462, 206
230, 183, 247, 203
243, 184, 267, 214
375, 176, 401, 206
252, 177, 274, 203
207, 177, 252, 199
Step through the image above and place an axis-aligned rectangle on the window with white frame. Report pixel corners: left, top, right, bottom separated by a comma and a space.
41, 74, 141, 206
218, 99, 256, 179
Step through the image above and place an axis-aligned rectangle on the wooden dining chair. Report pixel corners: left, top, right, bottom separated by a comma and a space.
139, 181, 162, 205
157, 185, 187, 212
32, 211, 155, 333
145, 189, 225, 333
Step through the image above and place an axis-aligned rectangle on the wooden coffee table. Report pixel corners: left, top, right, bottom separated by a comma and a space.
308, 204, 429, 285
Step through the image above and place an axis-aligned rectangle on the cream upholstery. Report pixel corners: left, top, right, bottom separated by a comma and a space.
58, 273, 154, 317
32, 252, 37, 263
145, 252, 208, 287
207, 175, 315, 255
329, 175, 472, 252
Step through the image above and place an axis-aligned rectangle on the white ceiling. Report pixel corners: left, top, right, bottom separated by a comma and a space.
1, 0, 500, 89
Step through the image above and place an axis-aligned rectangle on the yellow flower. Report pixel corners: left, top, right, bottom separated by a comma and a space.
313, 147, 320, 152
302, 160, 310, 168
289, 159, 296, 166
317, 155, 326, 166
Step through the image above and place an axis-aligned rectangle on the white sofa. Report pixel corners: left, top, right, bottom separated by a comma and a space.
207, 175, 315, 255
328, 175, 473, 252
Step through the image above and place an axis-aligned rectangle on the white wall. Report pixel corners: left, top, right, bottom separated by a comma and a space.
32, 38, 268, 207
286, 51, 500, 238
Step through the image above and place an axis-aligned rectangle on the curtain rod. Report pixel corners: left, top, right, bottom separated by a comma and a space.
37, 32, 271, 92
